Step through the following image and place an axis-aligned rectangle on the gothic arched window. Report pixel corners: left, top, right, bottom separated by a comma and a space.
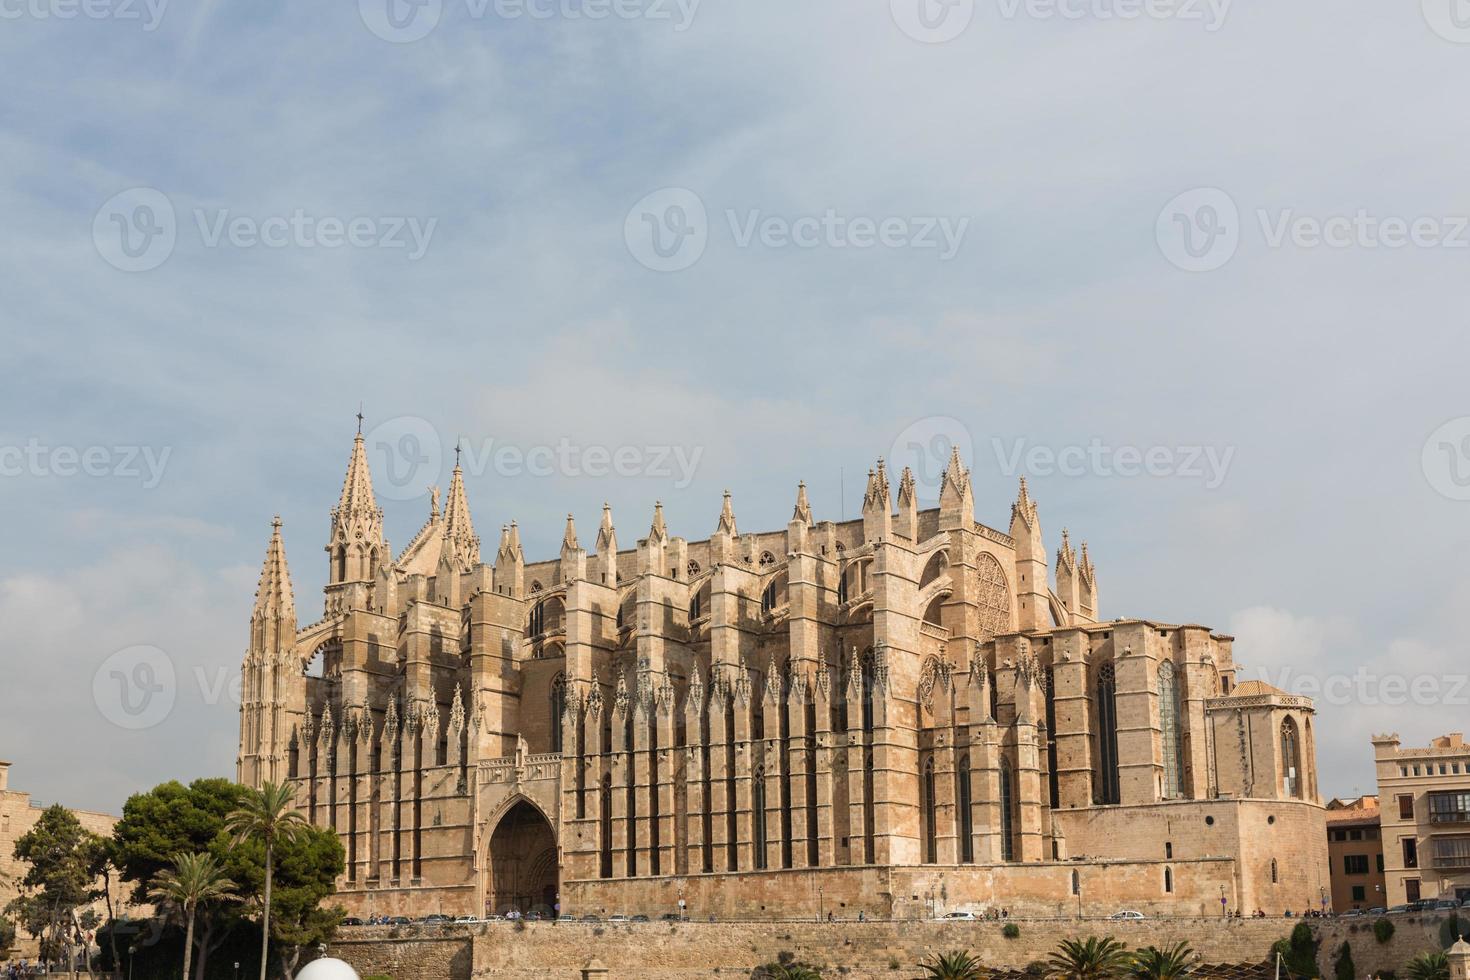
550, 674, 567, 754
1095, 662, 1121, 805
1000, 758, 1017, 862
752, 766, 768, 870
922, 758, 938, 864
957, 753, 974, 863
1281, 717, 1302, 799
1159, 661, 1184, 799
861, 649, 876, 734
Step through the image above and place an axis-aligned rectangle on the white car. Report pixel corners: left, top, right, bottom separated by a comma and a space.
1109, 910, 1146, 920
942, 911, 978, 920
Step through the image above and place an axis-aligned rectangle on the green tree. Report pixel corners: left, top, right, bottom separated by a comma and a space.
920, 950, 985, 980
226, 813, 343, 979
1047, 937, 1134, 980
225, 782, 313, 980
0, 916, 16, 954
1404, 951, 1450, 980
147, 852, 239, 980
10, 804, 108, 977
1129, 942, 1195, 980
1333, 941, 1355, 980
111, 778, 249, 978
1272, 921, 1321, 979
112, 779, 248, 904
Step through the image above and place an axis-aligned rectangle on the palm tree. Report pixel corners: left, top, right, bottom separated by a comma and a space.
225, 782, 311, 980
147, 852, 238, 980
1047, 937, 1134, 980
1128, 943, 1194, 980
920, 950, 986, 980
1405, 951, 1450, 980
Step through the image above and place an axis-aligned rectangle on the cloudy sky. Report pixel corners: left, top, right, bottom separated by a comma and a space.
2, 0, 1468, 814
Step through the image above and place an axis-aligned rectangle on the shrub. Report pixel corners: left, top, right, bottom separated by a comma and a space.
1025, 962, 1051, 977
1003, 923, 1021, 939
1375, 918, 1396, 944
1335, 940, 1356, 980
1271, 921, 1320, 980
1438, 913, 1463, 949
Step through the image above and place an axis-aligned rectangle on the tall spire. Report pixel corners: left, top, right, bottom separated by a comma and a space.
329, 426, 387, 583
253, 516, 296, 625
439, 458, 479, 570
717, 490, 737, 536
336, 431, 379, 525
595, 504, 618, 585
792, 481, 813, 525
1012, 476, 1038, 530
649, 501, 668, 545
562, 513, 580, 553
938, 446, 974, 529
862, 459, 891, 511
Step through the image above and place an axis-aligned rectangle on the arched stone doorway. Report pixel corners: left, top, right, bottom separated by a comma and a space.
487, 799, 559, 917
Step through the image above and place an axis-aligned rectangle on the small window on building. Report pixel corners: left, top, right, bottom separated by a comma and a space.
1349, 829, 1362, 841
1400, 795, 1415, 819
1352, 885, 1366, 902
1344, 855, 1369, 875
1377, 854, 1384, 872
1406, 878, 1422, 903
1403, 838, 1419, 869
1271, 858, 1278, 883
1164, 867, 1173, 893
1402, 767, 1409, 777
1414, 765, 1422, 776
1165, 841, 1173, 859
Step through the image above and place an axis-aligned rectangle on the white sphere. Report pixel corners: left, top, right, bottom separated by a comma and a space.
296, 958, 361, 980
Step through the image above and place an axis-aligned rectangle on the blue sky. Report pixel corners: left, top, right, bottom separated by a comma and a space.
3, 0, 1470, 813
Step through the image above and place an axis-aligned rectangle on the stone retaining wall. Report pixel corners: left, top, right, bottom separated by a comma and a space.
328, 911, 1470, 980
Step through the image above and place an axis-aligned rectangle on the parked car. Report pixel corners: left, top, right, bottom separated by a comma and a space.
1434, 900, 1460, 911
607, 914, 630, 923
630, 914, 651, 922
1368, 907, 1388, 916
1387, 904, 1412, 915
420, 914, 451, 924
942, 911, 977, 921
1341, 909, 1365, 918
580, 914, 601, 922
658, 912, 684, 922
453, 915, 480, 924
386, 915, 411, 925
1109, 910, 1146, 920
342, 917, 364, 926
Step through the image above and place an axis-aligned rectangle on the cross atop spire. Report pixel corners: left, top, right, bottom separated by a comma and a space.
356, 403, 364, 435
454, 438, 462, 469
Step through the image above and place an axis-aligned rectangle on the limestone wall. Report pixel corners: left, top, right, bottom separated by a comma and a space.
331, 909, 1470, 980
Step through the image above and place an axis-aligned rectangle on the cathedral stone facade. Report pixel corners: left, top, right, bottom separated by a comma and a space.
237, 433, 1329, 920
